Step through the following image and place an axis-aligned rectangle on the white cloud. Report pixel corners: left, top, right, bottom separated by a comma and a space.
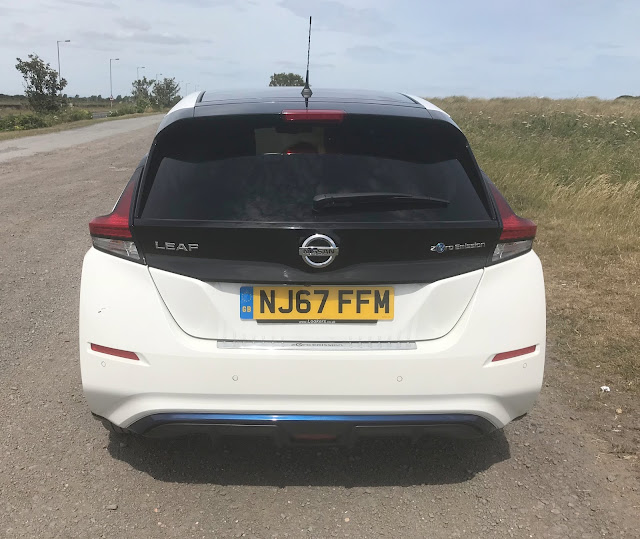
2, 0, 640, 98
115, 16, 151, 31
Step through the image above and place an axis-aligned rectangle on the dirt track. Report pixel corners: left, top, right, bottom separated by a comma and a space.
0, 118, 638, 538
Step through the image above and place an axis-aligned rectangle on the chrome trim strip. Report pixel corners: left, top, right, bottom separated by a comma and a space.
217, 340, 417, 351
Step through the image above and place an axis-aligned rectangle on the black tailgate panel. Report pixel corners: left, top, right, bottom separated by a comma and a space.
134, 224, 498, 284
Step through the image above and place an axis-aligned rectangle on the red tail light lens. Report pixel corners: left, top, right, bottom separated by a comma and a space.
492, 345, 536, 362
282, 109, 345, 122
89, 180, 141, 261
488, 182, 536, 263
89, 180, 135, 239
91, 343, 139, 361
490, 184, 537, 241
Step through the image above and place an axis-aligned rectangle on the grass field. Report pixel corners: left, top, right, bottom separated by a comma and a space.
0, 112, 160, 142
430, 97, 639, 393
0, 102, 112, 118
0, 95, 119, 117
0, 95, 162, 140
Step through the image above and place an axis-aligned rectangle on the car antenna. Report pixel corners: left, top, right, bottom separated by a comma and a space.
301, 15, 313, 107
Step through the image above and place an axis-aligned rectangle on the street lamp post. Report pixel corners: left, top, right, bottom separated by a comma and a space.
137, 66, 145, 80
109, 58, 119, 108
155, 73, 162, 83
185, 82, 190, 94
56, 39, 71, 85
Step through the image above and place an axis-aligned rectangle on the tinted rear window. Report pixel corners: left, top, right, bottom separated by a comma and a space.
140, 115, 490, 223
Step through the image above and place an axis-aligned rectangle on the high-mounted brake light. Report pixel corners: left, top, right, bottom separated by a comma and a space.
492, 345, 536, 362
488, 182, 536, 263
91, 343, 139, 361
89, 179, 141, 261
281, 109, 345, 122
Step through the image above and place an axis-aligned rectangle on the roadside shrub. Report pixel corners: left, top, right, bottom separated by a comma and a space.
135, 98, 150, 113
0, 113, 50, 131
108, 104, 137, 117
61, 108, 92, 122
0, 108, 94, 132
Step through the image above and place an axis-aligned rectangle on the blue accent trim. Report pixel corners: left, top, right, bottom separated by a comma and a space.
240, 286, 254, 319
128, 412, 493, 435
155, 413, 475, 423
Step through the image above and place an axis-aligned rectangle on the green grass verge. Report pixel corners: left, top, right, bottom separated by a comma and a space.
0, 112, 161, 142
430, 97, 640, 392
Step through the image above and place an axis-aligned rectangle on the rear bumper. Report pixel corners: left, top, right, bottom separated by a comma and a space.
104, 412, 496, 442
79, 249, 546, 435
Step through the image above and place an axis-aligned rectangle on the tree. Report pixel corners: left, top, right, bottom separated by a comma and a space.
132, 76, 154, 101
151, 77, 181, 109
269, 72, 305, 87
15, 54, 67, 113
131, 76, 155, 112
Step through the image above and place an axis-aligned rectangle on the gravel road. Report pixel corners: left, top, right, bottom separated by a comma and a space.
0, 117, 638, 538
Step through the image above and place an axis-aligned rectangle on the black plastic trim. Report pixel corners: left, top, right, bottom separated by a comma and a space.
125, 413, 496, 443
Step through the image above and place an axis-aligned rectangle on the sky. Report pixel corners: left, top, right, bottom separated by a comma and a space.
1, 0, 640, 99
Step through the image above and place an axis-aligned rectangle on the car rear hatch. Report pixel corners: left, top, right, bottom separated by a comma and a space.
132, 106, 500, 342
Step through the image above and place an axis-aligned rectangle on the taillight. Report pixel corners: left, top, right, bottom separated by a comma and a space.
281, 109, 345, 122
89, 180, 141, 261
489, 182, 536, 263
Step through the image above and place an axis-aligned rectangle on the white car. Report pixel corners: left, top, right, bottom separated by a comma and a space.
79, 88, 545, 444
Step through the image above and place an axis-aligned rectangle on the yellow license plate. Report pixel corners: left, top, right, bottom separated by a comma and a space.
240, 286, 394, 321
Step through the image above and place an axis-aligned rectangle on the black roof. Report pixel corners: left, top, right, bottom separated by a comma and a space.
198, 88, 420, 106
157, 88, 458, 134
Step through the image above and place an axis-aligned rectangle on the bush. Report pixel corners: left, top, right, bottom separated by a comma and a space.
61, 108, 92, 122
108, 104, 137, 117
0, 113, 50, 131
135, 99, 150, 113
0, 108, 93, 132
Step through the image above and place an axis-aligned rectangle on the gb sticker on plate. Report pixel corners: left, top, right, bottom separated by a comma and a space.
240, 286, 254, 319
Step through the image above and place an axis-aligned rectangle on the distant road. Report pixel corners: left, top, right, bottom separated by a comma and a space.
0, 114, 162, 163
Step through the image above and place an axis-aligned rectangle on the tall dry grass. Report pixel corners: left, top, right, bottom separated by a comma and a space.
430, 97, 640, 390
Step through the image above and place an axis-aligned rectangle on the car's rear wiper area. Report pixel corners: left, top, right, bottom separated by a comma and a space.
313, 192, 450, 212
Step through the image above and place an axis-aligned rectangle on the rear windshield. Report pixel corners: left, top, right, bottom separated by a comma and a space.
140, 115, 490, 223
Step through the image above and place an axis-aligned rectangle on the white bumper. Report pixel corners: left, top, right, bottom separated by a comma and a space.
79, 249, 546, 430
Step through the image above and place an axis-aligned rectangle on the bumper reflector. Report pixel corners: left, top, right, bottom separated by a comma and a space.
492, 345, 536, 362
90, 343, 139, 361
